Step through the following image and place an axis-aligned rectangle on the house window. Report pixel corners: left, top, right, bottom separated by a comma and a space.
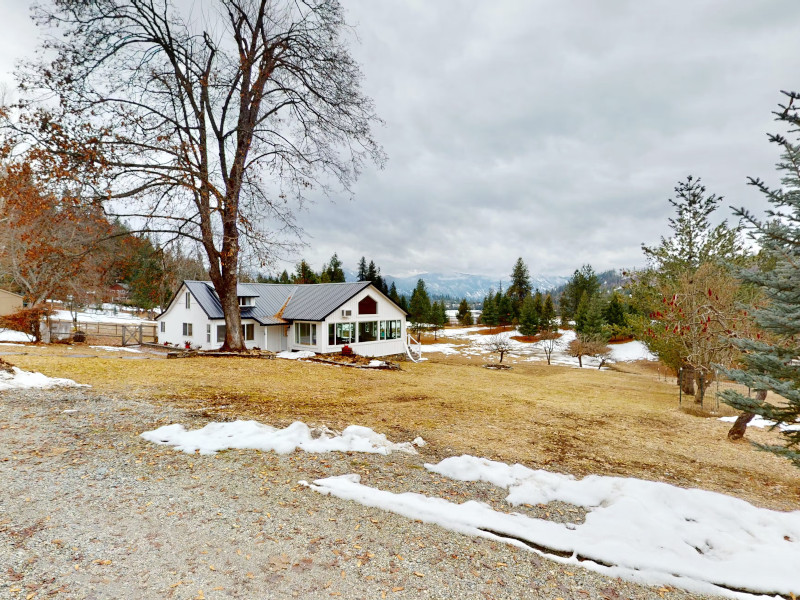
328, 322, 356, 345
238, 296, 255, 307
206, 324, 211, 343
185, 292, 191, 309
380, 320, 402, 340
160, 321, 165, 333
295, 322, 317, 345
358, 295, 377, 315
358, 321, 378, 343
242, 323, 255, 341
182, 323, 193, 336
217, 325, 226, 343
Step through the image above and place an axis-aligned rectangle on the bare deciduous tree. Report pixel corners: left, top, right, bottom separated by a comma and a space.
488, 334, 512, 363
3, 0, 384, 351
536, 330, 560, 365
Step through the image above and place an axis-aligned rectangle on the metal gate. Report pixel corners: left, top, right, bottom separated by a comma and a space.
122, 324, 143, 346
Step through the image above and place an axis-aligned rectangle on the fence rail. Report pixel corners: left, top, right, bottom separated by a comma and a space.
49, 320, 157, 345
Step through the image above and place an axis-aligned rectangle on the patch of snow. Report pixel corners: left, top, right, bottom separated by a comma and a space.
140, 420, 418, 456
89, 346, 143, 353
718, 415, 800, 432
0, 367, 89, 391
420, 343, 461, 355
0, 330, 35, 342
608, 340, 656, 362
276, 350, 316, 360
412, 437, 427, 447
306, 455, 800, 599
365, 360, 387, 368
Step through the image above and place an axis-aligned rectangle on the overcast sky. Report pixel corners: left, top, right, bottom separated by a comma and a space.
2, 1, 800, 278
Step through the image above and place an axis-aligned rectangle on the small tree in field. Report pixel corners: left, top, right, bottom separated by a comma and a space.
568, 335, 609, 369
488, 334, 512, 363
537, 330, 560, 365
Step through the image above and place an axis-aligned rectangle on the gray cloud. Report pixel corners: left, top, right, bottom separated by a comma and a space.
3, 1, 799, 279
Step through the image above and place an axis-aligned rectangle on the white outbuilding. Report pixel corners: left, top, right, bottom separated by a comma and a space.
157, 280, 408, 357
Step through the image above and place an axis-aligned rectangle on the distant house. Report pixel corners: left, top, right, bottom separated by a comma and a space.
0, 288, 24, 317
157, 280, 408, 357
108, 282, 130, 302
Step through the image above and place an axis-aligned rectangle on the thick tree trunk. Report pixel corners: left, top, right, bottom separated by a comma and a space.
679, 363, 695, 396
693, 371, 706, 405
727, 390, 767, 440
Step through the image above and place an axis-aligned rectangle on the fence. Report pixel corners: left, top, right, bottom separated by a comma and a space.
49, 320, 157, 345
678, 366, 753, 411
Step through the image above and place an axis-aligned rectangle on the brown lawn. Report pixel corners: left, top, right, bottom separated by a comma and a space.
7, 344, 800, 511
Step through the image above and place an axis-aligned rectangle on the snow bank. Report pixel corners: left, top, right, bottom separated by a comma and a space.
0, 330, 35, 343
719, 415, 800, 432
420, 343, 461, 355
140, 420, 418, 456
51, 309, 155, 325
0, 366, 89, 391
276, 350, 315, 360
306, 454, 800, 598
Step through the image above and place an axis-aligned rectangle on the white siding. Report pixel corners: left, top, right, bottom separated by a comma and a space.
319, 287, 406, 357
157, 284, 215, 349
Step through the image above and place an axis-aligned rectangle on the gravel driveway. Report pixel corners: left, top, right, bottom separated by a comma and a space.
1, 388, 721, 599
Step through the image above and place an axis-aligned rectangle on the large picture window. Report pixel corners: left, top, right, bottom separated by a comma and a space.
295, 322, 317, 345
328, 322, 356, 346
358, 321, 378, 343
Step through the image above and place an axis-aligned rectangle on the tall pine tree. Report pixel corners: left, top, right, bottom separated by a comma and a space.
720, 91, 800, 467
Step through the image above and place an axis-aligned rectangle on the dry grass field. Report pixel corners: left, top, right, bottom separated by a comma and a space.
7, 344, 800, 512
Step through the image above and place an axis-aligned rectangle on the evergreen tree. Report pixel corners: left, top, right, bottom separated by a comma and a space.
293, 259, 318, 284
496, 291, 513, 327
357, 256, 368, 281
720, 92, 800, 467
481, 293, 498, 328
366, 260, 378, 282
507, 257, 531, 317
278, 270, 291, 284
541, 294, 556, 331
574, 292, 590, 333
602, 292, 627, 328
430, 300, 447, 339
561, 265, 600, 320
642, 175, 744, 280
532, 291, 543, 329
324, 253, 346, 283
398, 294, 409, 314
388, 282, 401, 304
409, 279, 431, 338
582, 295, 610, 341
461, 307, 473, 326
518, 295, 539, 337
456, 298, 469, 323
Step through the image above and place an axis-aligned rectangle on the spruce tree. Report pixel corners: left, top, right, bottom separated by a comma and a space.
574, 292, 590, 333
518, 295, 539, 337
388, 282, 401, 304
357, 256, 368, 281
541, 294, 556, 331
325, 253, 346, 282
409, 279, 431, 338
481, 293, 498, 328
720, 91, 800, 467
456, 298, 469, 323
278, 270, 291, 284
507, 257, 532, 317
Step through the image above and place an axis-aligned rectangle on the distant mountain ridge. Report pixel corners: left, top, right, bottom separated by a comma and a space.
345, 270, 568, 300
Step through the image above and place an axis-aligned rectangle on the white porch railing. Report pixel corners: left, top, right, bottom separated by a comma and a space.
405, 333, 422, 362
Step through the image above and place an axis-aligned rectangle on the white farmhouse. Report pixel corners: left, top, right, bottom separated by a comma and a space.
157, 280, 408, 357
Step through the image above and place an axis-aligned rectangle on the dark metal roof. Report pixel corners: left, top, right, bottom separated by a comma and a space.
281, 281, 372, 321
181, 280, 403, 324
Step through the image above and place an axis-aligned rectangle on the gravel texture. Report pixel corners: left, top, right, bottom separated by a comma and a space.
0, 387, 724, 600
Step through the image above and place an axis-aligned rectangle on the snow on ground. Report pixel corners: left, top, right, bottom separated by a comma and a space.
276, 350, 316, 360
140, 420, 420, 456
306, 454, 800, 599
0, 367, 89, 391
0, 330, 35, 343
421, 327, 656, 368
719, 415, 800, 432
89, 346, 143, 353
51, 309, 155, 325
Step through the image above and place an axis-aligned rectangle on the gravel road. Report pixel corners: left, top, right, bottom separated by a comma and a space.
1, 387, 722, 600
